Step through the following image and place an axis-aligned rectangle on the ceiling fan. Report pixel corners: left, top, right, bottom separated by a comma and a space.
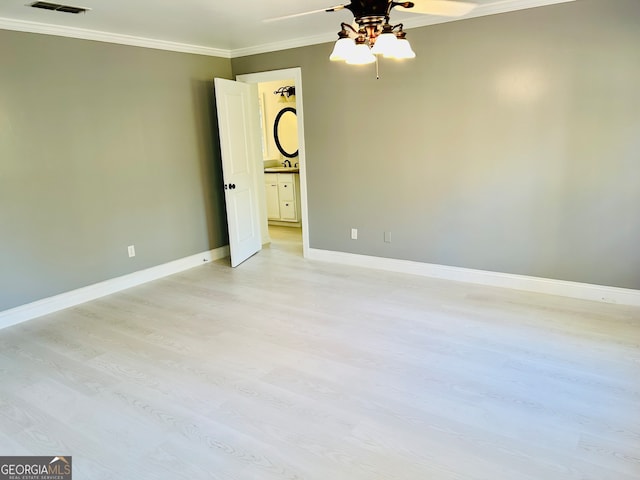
266, 0, 477, 65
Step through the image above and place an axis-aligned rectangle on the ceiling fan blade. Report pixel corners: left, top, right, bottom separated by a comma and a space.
397, 0, 477, 17
264, 5, 346, 23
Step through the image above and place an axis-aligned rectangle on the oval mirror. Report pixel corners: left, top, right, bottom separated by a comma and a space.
274, 107, 298, 159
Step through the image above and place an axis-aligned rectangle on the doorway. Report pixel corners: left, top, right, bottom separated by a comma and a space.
235, 68, 308, 258
257, 78, 301, 254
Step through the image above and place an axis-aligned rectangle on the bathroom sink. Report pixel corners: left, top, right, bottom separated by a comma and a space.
264, 167, 299, 173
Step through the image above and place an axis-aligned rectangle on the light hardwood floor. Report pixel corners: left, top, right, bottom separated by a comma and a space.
1, 226, 639, 479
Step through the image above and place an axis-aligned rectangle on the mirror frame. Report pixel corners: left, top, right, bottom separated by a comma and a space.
273, 107, 298, 159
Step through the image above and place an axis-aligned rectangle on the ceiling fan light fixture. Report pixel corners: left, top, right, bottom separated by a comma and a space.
370, 30, 398, 56
328, 3, 418, 67
330, 37, 357, 61
345, 39, 376, 65
389, 38, 415, 59
387, 29, 415, 59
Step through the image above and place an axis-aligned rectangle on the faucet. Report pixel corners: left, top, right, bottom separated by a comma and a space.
282, 159, 291, 167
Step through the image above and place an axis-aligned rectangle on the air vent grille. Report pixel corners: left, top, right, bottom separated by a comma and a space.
29, 1, 89, 14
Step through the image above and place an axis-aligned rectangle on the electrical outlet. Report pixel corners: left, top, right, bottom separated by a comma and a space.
351, 228, 358, 240
128, 245, 136, 258
384, 231, 391, 243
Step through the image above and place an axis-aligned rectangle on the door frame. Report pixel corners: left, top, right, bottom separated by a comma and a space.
235, 68, 309, 258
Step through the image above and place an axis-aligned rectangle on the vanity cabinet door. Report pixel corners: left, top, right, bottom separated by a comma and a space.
279, 201, 297, 221
264, 174, 280, 219
278, 182, 295, 202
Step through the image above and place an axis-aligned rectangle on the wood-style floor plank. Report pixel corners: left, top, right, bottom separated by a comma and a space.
1, 226, 639, 479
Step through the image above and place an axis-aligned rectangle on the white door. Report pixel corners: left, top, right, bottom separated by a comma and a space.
214, 78, 262, 267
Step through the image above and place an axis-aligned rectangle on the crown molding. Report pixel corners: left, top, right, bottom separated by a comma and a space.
229, 32, 337, 58
0, 17, 231, 58
1, 0, 574, 59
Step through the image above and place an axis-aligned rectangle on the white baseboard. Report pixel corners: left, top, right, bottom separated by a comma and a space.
307, 248, 640, 306
0, 246, 230, 331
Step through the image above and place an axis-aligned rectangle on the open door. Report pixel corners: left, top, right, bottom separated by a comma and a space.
214, 78, 262, 267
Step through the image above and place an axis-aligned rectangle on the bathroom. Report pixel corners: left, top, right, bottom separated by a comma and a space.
257, 79, 302, 234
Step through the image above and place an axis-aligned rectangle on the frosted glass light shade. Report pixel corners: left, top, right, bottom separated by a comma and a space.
371, 32, 398, 56
330, 38, 356, 61
389, 38, 416, 59
345, 43, 376, 65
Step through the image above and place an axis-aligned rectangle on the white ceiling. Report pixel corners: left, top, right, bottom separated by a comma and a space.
0, 0, 575, 57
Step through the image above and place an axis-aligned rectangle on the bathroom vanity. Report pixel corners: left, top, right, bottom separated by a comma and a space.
264, 169, 301, 225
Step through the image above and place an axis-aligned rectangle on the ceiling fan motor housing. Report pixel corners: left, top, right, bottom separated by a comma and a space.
345, 0, 390, 18
346, 0, 414, 30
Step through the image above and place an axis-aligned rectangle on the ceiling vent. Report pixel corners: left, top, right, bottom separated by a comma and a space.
29, 1, 89, 14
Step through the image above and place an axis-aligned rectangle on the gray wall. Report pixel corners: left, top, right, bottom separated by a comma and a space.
1, 0, 638, 314
0, 31, 232, 311
232, 0, 640, 290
